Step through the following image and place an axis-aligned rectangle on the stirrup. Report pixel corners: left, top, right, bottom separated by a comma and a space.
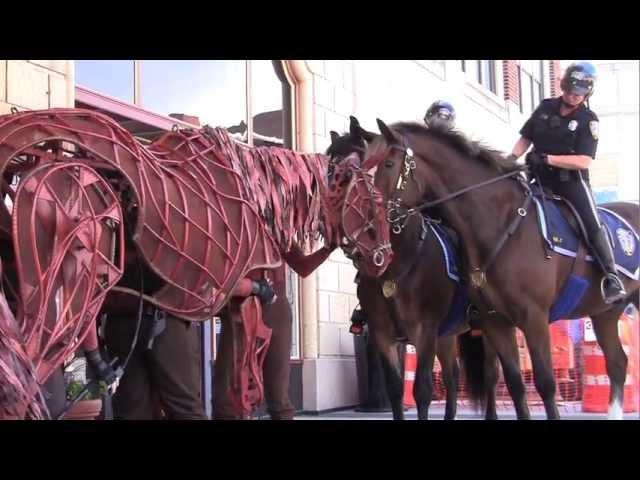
600, 274, 627, 304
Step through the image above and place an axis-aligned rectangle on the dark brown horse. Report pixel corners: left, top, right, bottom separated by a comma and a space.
364, 119, 640, 419
327, 119, 485, 420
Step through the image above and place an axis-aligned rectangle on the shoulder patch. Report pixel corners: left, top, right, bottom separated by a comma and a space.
589, 120, 599, 140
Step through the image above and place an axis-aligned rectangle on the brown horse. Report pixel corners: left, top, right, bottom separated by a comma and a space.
327, 118, 487, 420
364, 119, 640, 419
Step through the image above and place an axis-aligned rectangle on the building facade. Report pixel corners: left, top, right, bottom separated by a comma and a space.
587, 60, 639, 203
1, 59, 637, 414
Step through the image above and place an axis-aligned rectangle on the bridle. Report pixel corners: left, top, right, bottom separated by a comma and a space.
340, 167, 393, 270
327, 148, 393, 275
372, 137, 528, 237
371, 134, 533, 297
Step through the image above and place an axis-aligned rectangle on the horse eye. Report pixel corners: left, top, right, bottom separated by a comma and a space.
385, 160, 394, 168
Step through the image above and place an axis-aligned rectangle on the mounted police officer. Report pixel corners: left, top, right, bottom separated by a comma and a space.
424, 100, 456, 129
507, 61, 626, 304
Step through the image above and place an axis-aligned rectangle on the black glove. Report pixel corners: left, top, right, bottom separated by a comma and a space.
525, 151, 548, 168
252, 279, 277, 305
85, 349, 118, 385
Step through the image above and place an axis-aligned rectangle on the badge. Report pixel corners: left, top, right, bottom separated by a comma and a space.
568, 120, 578, 131
589, 120, 599, 140
382, 280, 397, 298
616, 228, 635, 256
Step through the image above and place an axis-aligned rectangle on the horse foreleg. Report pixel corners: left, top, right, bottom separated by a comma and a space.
521, 316, 560, 420
414, 330, 437, 421
437, 335, 459, 420
592, 305, 628, 420
376, 340, 405, 420
361, 280, 405, 420
481, 321, 530, 420
482, 335, 499, 420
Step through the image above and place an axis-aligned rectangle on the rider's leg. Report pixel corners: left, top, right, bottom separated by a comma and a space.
150, 312, 208, 420
554, 173, 626, 303
263, 280, 296, 420
105, 313, 155, 420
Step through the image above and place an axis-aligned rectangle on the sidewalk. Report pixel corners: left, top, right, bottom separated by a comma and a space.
295, 400, 640, 420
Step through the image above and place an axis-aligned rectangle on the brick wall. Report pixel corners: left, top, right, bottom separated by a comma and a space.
306, 60, 359, 358
549, 60, 562, 96
502, 60, 520, 106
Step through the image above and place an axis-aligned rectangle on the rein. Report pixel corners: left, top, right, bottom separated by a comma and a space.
378, 136, 534, 310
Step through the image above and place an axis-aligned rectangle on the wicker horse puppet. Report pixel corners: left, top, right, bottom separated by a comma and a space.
0, 108, 334, 419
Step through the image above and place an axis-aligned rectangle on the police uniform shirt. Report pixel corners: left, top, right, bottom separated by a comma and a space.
519, 97, 599, 181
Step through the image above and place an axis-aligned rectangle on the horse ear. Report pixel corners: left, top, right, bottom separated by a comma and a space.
349, 116, 361, 136
376, 118, 398, 144
350, 116, 377, 143
330, 131, 340, 143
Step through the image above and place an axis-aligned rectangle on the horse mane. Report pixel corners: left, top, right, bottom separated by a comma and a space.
202, 127, 330, 252
389, 122, 517, 173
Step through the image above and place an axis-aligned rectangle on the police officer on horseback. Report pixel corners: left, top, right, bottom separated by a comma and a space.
424, 100, 456, 129
507, 61, 626, 304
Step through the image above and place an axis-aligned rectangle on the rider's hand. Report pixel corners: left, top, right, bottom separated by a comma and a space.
252, 279, 277, 306
85, 349, 118, 386
525, 151, 548, 168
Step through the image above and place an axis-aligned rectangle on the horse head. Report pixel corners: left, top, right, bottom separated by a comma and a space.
325, 116, 392, 277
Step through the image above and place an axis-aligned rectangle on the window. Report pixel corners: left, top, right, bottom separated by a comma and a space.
140, 60, 247, 135
74, 59, 299, 359
75, 60, 135, 103
519, 60, 544, 115
286, 261, 301, 360
477, 60, 497, 94
250, 60, 285, 147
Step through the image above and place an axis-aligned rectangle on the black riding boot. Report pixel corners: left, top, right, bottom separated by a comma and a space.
591, 227, 627, 304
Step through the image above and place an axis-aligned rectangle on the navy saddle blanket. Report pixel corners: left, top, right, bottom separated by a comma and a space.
532, 194, 639, 280
531, 188, 639, 320
428, 223, 469, 336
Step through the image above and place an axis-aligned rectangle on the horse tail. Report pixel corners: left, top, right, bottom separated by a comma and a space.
457, 330, 486, 410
